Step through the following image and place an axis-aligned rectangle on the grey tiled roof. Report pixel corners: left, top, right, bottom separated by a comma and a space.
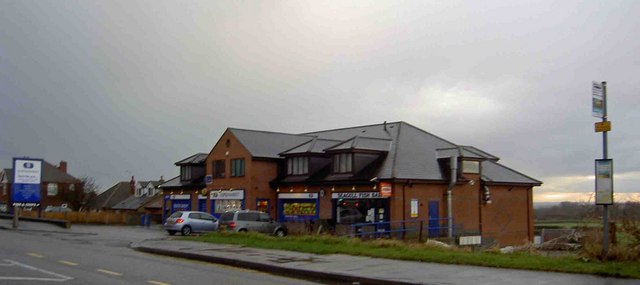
324, 136, 392, 152
158, 175, 205, 189
175, 153, 208, 165
229, 129, 314, 159
280, 138, 342, 155
481, 160, 542, 185
112, 194, 159, 211
90, 182, 132, 210
2, 161, 80, 183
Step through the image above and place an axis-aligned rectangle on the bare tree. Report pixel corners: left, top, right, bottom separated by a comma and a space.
62, 176, 99, 211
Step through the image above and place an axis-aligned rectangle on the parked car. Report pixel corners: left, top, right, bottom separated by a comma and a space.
44, 206, 72, 213
163, 211, 219, 236
219, 210, 287, 237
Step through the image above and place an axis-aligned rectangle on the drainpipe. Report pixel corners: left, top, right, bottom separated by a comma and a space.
447, 155, 458, 238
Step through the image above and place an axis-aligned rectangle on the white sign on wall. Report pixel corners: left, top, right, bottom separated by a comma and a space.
278, 193, 318, 199
331, 192, 385, 199
210, 189, 244, 200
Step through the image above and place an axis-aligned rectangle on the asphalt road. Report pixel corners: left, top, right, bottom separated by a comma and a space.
0, 222, 324, 285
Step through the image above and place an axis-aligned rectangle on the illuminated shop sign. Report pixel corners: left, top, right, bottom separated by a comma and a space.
331, 192, 386, 199
278, 193, 318, 199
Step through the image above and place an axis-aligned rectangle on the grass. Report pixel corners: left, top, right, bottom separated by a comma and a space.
185, 232, 640, 279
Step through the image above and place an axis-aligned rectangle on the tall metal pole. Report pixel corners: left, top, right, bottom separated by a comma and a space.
602, 81, 609, 257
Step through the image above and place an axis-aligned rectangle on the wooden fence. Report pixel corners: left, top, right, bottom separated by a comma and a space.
20, 211, 141, 225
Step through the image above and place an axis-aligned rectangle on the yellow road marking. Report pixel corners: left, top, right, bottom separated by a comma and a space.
27, 253, 44, 258
97, 269, 123, 276
147, 280, 171, 285
58, 260, 78, 266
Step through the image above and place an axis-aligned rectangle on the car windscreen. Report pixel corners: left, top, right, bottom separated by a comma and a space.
169, 212, 183, 218
220, 212, 235, 222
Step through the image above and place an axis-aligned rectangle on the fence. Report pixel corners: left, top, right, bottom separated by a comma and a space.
20, 211, 141, 225
348, 218, 453, 242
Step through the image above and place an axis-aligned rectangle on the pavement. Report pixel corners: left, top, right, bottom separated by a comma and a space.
2, 218, 638, 285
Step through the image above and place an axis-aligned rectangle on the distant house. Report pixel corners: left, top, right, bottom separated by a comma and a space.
0, 160, 81, 213
111, 178, 164, 223
89, 176, 163, 212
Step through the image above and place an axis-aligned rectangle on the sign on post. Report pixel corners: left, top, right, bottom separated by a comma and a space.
11, 158, 43, 207
595, 159, 613, 205
595, 121, 611, 132
592, 81, 605, 118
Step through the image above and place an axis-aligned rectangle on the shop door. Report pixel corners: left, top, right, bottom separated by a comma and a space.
198, 199, 207, 212
428, 201, 439, 237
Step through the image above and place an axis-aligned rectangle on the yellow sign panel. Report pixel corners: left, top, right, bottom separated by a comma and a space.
595, 121, 611, 132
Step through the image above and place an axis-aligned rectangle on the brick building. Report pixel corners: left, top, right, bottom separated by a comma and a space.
163, 122, 541, 246
0, 160, 82, 213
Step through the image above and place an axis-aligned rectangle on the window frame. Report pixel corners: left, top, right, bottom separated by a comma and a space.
287, 157, 309, 175
332, 153, 353, 174
230, 158, 245, 177
47, 183, 59, 196
213, 159, 226, 178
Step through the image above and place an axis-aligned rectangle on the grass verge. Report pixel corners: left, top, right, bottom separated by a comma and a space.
186, 232, 640, 279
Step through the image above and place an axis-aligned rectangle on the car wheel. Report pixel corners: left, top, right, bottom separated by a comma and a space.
275, 229, 286, 237
181, 226, 192, 236
168, 230, 176, 236
238, 229, 248, 233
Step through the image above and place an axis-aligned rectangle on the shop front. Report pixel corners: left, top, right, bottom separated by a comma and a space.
209, 189, 245, 218
277, 193, 318, 222
198, 195, 207, 212
162, 194, 192, 222
332, 192, 389, 233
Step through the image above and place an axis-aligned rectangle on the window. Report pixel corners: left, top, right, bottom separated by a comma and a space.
181, 166, 192, 181
333, 153, 353, 173
259, 213, 270, 222
213, 160, 226, 178
231, 159, 244, 177
287, 157, 309, 175
2, 184, 6, 196
238, 212, 260, 221
47, 183, 58, 196
462, 160, 480, 174
69, 184, 75, 191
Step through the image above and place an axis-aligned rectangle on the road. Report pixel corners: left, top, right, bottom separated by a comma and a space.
0, 222, 324, 285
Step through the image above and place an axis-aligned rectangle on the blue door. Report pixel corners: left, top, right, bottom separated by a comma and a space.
428, 201, 439, 237
198, 199, 207, 212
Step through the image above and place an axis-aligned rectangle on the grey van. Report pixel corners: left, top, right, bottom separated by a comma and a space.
219, 210, 287, 237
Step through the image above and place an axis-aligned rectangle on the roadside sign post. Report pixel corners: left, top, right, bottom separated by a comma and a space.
592, 81, 612, 257
11, 158, 43, 229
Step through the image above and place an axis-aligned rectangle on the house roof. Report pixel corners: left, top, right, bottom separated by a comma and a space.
481, 160, 542, 185
158, 175, 205, 189
226, 121, 541, 186
175, 153, 208, 165
229, 129, 314, 159
112, 194, 158, 211
2, 161, 80, 184
138, 180, 163, 188
89, 182, 132, 210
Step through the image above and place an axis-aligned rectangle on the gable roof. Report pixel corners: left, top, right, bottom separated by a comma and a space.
112, 194, 159, 211
2, 161, 80, 183
229, 128, 314, 159
89, 182, 132, 210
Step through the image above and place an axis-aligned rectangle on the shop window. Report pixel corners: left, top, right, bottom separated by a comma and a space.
257, 199, 269, 213
47, 183, 58, 196
462, 160, 480, 174
287, 157, 309, 175
213, 160, 226, 178
231, 159, 245, 177
333, 153, 353, 173
214, 200, 242, 214
282, 201, 317, 220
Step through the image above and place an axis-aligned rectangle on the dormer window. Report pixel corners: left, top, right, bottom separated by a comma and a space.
287, 157, 309, 175
181, 166, 192, 181
333, 153, 353, 173
462, 160, 480, 174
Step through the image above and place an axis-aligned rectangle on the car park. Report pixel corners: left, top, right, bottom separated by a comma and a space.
163, 211, 219, 236
219, 210, 287, 237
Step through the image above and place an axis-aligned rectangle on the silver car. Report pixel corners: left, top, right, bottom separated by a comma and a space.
219, 210, 287, 237
164, 211, 219, 236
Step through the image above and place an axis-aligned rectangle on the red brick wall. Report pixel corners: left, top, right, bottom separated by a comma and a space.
480, 185, 533, 245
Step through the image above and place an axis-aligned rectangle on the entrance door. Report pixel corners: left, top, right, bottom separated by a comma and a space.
428, 201, 439, 237
198, 199, 207, 212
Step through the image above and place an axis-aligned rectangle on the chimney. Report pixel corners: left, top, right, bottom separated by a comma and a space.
129, 176, 135, 195
58, 161, 68, 173
159, 176, 164, 183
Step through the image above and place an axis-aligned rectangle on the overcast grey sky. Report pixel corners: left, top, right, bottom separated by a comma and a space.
1, 1, 638, 202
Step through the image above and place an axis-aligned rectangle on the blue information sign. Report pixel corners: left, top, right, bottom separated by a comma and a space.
11, 158, 43, 207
